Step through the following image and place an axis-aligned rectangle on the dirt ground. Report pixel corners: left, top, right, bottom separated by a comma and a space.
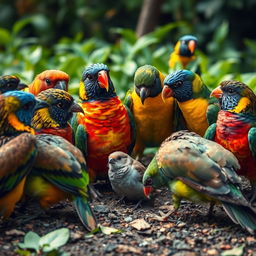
1, 157, 256, 256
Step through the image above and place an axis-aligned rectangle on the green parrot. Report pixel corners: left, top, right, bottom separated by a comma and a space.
143, 130, 256, 234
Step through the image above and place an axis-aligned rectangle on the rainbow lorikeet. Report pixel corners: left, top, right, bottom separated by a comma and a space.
205, 80, 256, 201
168, 35, 198, 70
72, 63, 135, 181
162, 70, 219, 136
0, 91, 39, 218
125, 65, 183, 158
0, 75, 28, 94
32, 88, 84, 143
143, 131, 256, 234
0, 91, 96, 230
25, 133, 97, 231
28, 70, 69, 95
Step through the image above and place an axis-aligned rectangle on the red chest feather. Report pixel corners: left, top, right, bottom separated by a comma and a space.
78, 97, 132, 176
215, 110, 256, 180
36, 124, 73, 144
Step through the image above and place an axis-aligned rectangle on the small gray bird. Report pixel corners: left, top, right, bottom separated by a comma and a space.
108, 151, 147, 201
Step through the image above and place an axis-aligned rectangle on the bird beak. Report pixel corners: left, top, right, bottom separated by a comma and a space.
17, 83, 28, 90
210, 86, 223, 98
98, 70, 109, 91
108, 158, 116, 164
143, 186, 153, 198
188, 40, 196, 54
139, 87, 150, 105
34, 99, 49, 111
162, 85, 173, 102
69, 102, 84, 114
54, 80, 68, 91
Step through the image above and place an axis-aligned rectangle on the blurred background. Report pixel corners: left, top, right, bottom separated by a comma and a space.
1, 0, 256, 97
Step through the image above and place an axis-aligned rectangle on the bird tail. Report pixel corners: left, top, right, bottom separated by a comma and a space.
222, 202, 256, 234
73, 196, 97, 231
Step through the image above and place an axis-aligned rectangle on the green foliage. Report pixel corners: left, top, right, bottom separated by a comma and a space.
17, 228, 70, 256
1, 18, 256, 99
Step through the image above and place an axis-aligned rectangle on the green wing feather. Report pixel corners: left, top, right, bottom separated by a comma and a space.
172, 100, 187, 132
0, 133, 37, 196
125, 105, 136, 155
248, 127, 256, 158
123, 89, 133, 109
75, 124, 88, 157
204, 123, 217, 140
207, 99, 220, 125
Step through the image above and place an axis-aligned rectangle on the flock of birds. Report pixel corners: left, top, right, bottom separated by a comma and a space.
1, 35, 256, 235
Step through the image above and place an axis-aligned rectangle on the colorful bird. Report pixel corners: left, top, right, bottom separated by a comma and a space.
108, 151, 147, 201
72, 63, 135, 181
25, 134, 97, 231
28, 70, 69, 96
125, 65, 179, 158
168, 35, 198, 70
205, 80, 256, 201
0, 91, 39, 218
143, 131, 256, 234
162, 70, 219, 136
0, 75, 28, 94
0, 91, 96, 230
32, 88, 84, 143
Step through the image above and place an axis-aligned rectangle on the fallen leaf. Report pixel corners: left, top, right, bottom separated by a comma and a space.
130, 218, 150, 230
159, 205, 175, 211
150, 211, 173, 222
221, 245, 245, 256
99, 225, 123, 235
116, 244, 142, 254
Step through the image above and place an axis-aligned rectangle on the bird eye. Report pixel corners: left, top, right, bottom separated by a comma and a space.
87, 74, 93, 80
145, 178, 153, 186
45, 78, 51, 85
228, 88, 234, 93
173, 81, 183, 88
23, 103, 31, 110
57, 102, 64, 108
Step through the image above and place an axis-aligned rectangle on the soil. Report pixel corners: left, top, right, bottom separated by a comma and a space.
1, 157, 256, 256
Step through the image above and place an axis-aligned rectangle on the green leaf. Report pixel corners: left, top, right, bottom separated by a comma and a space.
99, 225, 123, 235
39, 228, 70, 253
18, 231, 40, 252
0, 28, 11, 46
221, 245, 245, 256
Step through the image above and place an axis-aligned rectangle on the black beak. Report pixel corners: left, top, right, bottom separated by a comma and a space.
34, 99, 49, 111
69, 102, 84, 114
139, 87, 150, 105
109, 158, 116, 164
54, 80, 68, 91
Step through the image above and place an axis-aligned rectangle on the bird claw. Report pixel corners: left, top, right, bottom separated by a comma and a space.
88, 185, 103, 201
132, 200, 143, 210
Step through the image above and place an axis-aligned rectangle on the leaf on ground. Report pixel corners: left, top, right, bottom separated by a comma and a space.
39, 228, 70, 253
129, 218, 151, 230
85, 225, 122, 237
221, 245, 245, 256
149, 210, 173, 222
18, 231, 40, 252
5, 229, 25, 236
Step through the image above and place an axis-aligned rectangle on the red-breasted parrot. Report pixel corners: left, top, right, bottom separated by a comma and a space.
71, 63, 135, 181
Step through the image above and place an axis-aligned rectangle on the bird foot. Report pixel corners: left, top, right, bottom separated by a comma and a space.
132, 200, 143, 210
88, 185, 103, 201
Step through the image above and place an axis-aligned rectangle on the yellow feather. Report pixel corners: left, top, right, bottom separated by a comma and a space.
8, 113, 35, 134
230, 97, 251, 113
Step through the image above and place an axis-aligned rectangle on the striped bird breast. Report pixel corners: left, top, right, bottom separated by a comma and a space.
215, 110, 256, 179
78, 97, 132, 172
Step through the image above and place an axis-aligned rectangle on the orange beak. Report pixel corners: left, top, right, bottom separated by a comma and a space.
98, 70, 109, 91
143, 186, 153, 198
188, 40, 196, 54
210, 86, 223, 98
162, 85, 173, 102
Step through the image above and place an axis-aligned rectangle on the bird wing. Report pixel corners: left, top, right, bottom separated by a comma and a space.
0, 133, 37, 196
33, 134, 89, 196
71, 113, 88, 157
125, 105, 136, 155
132, 159, 146, 179
172, 100, 187, 132
248, 127, 256, 158
158, 136, 245, 204
204, 123, 217, 141
123, 89, 133, 109
206, 99, 220, 125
